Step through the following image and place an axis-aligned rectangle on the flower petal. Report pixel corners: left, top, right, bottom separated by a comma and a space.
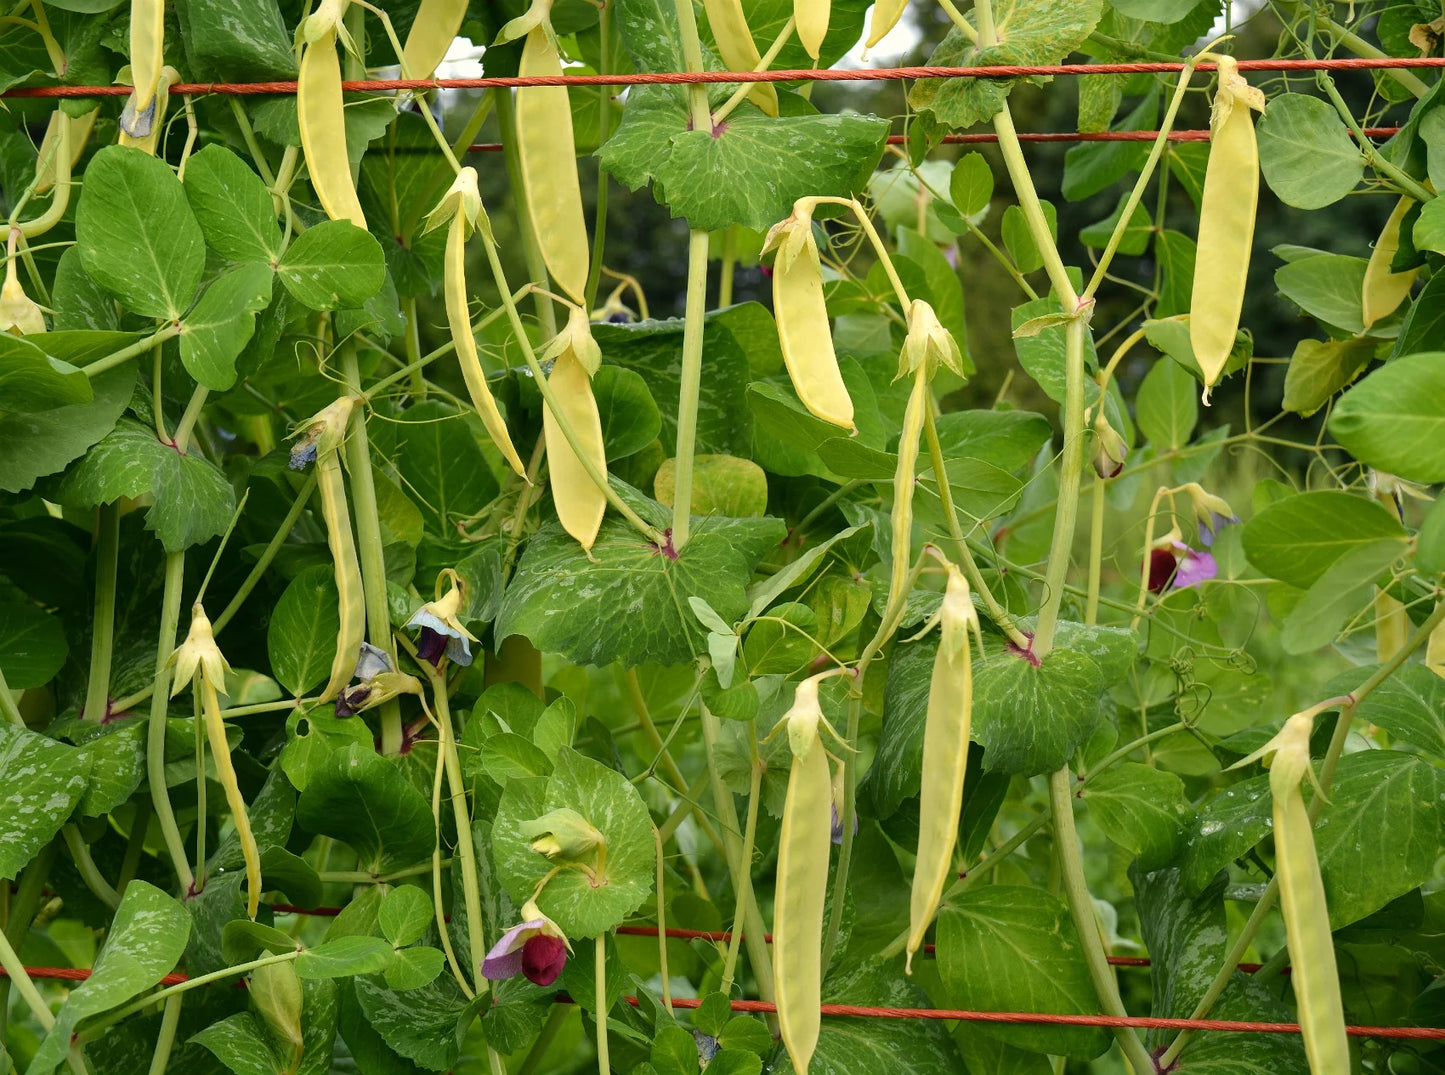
521, 934, 567, 986
1172, 548, 1217, 590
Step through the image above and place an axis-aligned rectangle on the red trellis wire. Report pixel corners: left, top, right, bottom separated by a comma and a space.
2, 963, 1440, 1040
2, 55, 1443, 100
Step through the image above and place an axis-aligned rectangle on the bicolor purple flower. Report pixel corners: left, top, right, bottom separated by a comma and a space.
406, 571, 478, 667
481, 902, 571, 987
1147, 539, 1217, 593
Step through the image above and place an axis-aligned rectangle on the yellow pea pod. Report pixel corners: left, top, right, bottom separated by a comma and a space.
299, 27, 367, 229
906, 563, 977, 973
444, 210, 527, 477
119, 66, 179, 155
1375, 589, 1409, 663
517, 26, 590, 304
701, 0, 778, 116
864, 0, 907, 48
1, 237, 46, 336
888, 365, 929, 602
1189, 56, 1264, 402
542, 348, 608, 550
1266, 715, 1349, 1075
795, 0, 829, 59
1426, 617, 1445, 680
772, 676, 833, 1075
35, 107, 97, 194
1361, 196, 1418, 329
129, 0, 164, 114
202, 676, 263, 919
764, 204, 854, 431
401, 0, 470, 79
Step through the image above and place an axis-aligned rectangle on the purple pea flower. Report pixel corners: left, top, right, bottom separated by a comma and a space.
481, 902, 571, 987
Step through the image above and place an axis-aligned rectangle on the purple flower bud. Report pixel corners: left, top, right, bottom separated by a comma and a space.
521, 934, 567, 986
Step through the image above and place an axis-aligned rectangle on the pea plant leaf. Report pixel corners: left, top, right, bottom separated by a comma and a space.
1330, 350, 1445, 482
1350, 663, 1445, 760
277, 220, 386, 311
1257, 93, 1364, 210
75, 145, 206, 321
909, 0, 1104, 129
598, 89, 889, 231
0, 365, 133, 494
0, 722, 90, 877
496, 512, 785, 668
295, 744, 436, 874
1079, 763, 1192, 869
0, 335, 92, 413
492, 748, 656, 937
267, 566, 342, 699
1241, 490, 1406, 589
182, 144, 285, 264
178, 263, 275, 390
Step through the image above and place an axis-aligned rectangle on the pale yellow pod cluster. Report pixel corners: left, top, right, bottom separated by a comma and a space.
1362, 196, 1419, 329
169, 603, 262, 919
293, 398, 367, 703
888, 365, 930, 602
795, 0, 830, 59
764, 202, 855, 431
35, 107, 97, 194
517, 25, 590, 304
906, 562, 978, 972
298, 1, 367, 229
1240, 713, 1349, 1075
129, 0, 164, 115
1189, 56, 1265, 402
772, 674, 834, 1075
701, 0, 778, 116
541, 307, 608, 550
401, 0, 470, 79
429, 169, 528, 477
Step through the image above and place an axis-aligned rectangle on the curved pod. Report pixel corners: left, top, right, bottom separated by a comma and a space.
1361, 196, 1418, 329
542, 351, 608, 550
774, 231, 854, 431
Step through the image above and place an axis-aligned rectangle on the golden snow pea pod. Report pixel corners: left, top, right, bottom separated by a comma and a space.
1361, 196, 1418, 329
298, 23, 367, 229
701, 0, 779, 116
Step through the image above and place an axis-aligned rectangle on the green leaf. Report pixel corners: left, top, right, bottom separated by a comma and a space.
190, 1013, 285, 1075
28, 882, 191, 1075
295, 936, 396, 980
1011, 296, 1101, 407
378, 886, 433, 949
1412, 196, 1445, 255
1241, 490, 1405, 589
654, 454, 769, 517
1142, 315, 1251, 386
182, 144, 284, 264
352, 970, 481, 1070
598, 89, 889, 231
1418, 494, 1445, 578
1274, 253, 1369, 335
950, 151, 993, 215
1330, 350, 1445, 482
0, 722, 89, 877
222, 920, 302, 963
1153, 228, 1196, 318
1080, 763, 1191, 869
971, 639, 1106, 776
277, 220, 385, 311
933, 410, 1052, 474
391, 402, 501, 537
75, 146, 205, 320
743, 601, 818, 675
1107, 0, 1202, 22
1257, 93, 1365, 209
52, 248, 122, 331
1002, 202, 1058, 274
1062, 90, 1156, 201
179, 263, 275, 390
267, 566, 342, 699
935, 886, 1110, 1059
908, 0, 1103, 129
72, 722, 145, 816
295, 744, 436, 874
383, 946, 446, 991
0, 336, 91, 413
0, 597, 68, 691
496, 511, 785, 667
1279, 538, 1406, 654
1391, 267, 1445, 359
594, 365, 662, 460
1078, 192, 1152, 255
175, 0, 296, 81
1281, 336, 1375, 417
1351, 662, 1445, 762
1135, 357, 1197, 449
493, 748, 655, 937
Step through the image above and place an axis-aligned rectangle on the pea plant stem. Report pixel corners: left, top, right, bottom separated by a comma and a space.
1049, 769, 1158, 1075
79, 505, 119, 723
585, 2, 612, 312
341, 348, 403, 755
82, 324, 181, 379
594, 933, 610, 1075
61, 824, 119, 911
670, 229, 710, 549
213, 473, 317, 635
148, 552, 195, 896
1033, 318, 1088, 658
145, 995, 184, 1075
720, 724, 762, 995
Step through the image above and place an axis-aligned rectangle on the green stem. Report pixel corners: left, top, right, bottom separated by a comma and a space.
145, 995, 184, 1075
1032, 317, 1088, 659
718, 226, 737, 309
653, 826, 673, 1013
82, 502, 118, 722
340, 348, 402, 754
117, 799, 151, 897
1087, 721, 1186, 778
922, 404, 1028, 647
212, 474, 317, 635
61, 825, 119, 910
494, 89, 558, 338
10, 109, 70, 239
720, 724, 761, 995
0, 839, 55, 1052
193, 689, 207, 886
172, 387, 209, 452
1048, 769, 1157, 1075
148, 553, 196, 896
670, 229, 710, 549
698, 706, 777, 1007
227, 98, 278, 188
585, 2, 612, 312
1085, 478, 1105, 626
0, 663, 24, 728
477, 236, 663, 543
82, 324, 181, 379
594, 933, 610, 1075
518, 1006, 569, 1075
1300, 6, 1429, 98
0, 915, 54, 1029
1314, 73, 1433, 203
428, 669, 487, 992
86, 952, 300, 1036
